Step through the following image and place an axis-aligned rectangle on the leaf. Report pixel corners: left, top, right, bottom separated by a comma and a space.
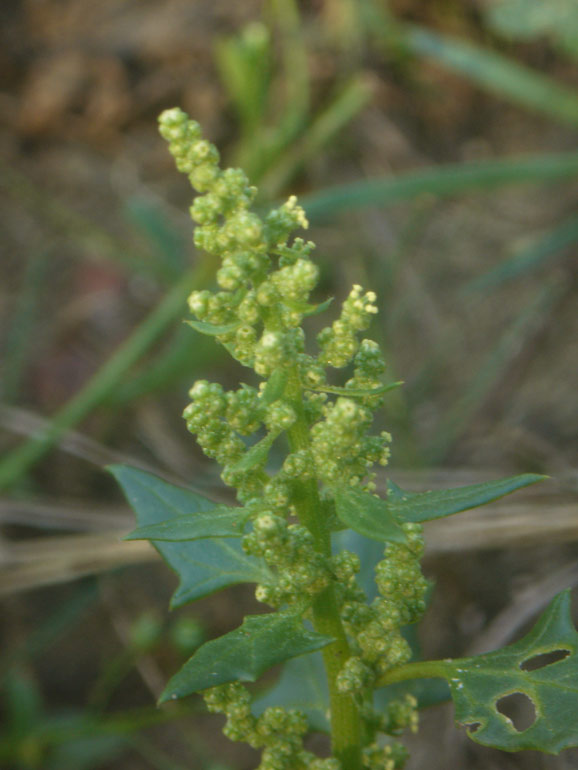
109, 465, 269, 607
260, 368, 288, 406
159, 613, 334, 702
438, 591, 578, 753
285, 296, 334, 317
332, 486, 408, 545
124, 504, 248, 541
252, 651, 330, 732
309, 382, 403, 398
185, 319, 240, 336
229, 431, 279, 473
385, 473, 546, 524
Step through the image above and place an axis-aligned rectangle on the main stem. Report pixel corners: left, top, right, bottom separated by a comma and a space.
286, 370, 363, 770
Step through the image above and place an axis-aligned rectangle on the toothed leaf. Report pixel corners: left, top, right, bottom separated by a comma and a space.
109, 465, 269, 606
159, 613, 333, 701
433, 591, 578, 753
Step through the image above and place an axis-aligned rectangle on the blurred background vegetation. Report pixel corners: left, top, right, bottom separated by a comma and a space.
1, 1, 577, 768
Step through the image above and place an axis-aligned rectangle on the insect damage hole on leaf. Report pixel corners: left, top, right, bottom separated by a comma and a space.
520, 649, 570, 672
496, 692, 536, 732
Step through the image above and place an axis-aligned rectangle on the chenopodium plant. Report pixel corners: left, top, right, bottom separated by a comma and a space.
111, 108, 578, 770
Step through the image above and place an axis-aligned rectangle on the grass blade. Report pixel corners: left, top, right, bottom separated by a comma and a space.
465, 214, 578, 293
402, 24, 578, 126
301, 150, 578, 220
0, 268, 206, 491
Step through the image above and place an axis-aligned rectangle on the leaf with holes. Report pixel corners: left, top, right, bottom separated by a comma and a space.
159, 613, 334, 702
110, 465, 270, 607
433, 590, 578, 753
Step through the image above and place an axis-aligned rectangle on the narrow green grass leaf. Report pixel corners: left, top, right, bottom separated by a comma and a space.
465, 214, 578, 293
110, 465, 268, 606
159, 613, 333, 701
402, 24, 578, 126
301, 151, 578, 221
385, 473, 546, 524
332, 486, 408, 544
0, 270, 204, 491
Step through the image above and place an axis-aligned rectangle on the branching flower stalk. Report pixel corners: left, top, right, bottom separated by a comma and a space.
159, 107, 424, 769
113, 107, 574, 770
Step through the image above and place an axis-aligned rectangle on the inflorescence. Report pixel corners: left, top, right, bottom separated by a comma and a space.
158, 107, 428, 770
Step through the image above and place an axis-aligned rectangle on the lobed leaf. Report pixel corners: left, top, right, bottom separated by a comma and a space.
385, 473, 546, 524
438, 591, 578, 753
109, 465, 269, 607
159, 613, 334, 702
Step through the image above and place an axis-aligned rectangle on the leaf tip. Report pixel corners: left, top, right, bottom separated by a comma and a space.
121, 529, 140, 541
158, 688, 180, 706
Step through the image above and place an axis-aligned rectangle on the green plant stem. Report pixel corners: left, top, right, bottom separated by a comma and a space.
0, 267, 208, 491
285, 369, 363, 770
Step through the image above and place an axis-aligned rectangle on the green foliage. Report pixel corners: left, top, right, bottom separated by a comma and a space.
484, 0, 578, 58
110, 466, 271, 608
110, 109, 577, 770
380, 591, 578, 754
332, 486, 408, 544
160, 613, 333, 702
384, 474, 546, 524
447, 590, 578, 753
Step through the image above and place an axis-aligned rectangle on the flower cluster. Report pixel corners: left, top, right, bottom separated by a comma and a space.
158, 108, 420, 770
243, 513, 332, 608
337, 524, 428, 700
204, 683, 341, 770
